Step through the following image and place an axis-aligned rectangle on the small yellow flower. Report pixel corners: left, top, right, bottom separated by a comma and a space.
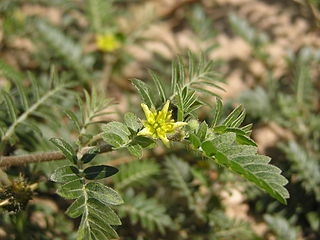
96, 33, 121, 52
138, 100, 187, 147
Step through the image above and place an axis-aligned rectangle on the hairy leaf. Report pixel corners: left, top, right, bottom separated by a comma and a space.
57, 178, 83, 199
1, 90, 18, 122
164, 156, 195, 209
86, 182, 123, 206
201, 132, 289, 204
131, 79, 155, 108
50, 165, 80, 183
35, 21, 91, 81
124, 112, 142, 132
127, 144, 143, 158
63, 180, 123, 239
65, 110, 81, 132
119, 192, 173, 234
149, 70, 167, 102
66, 195, 85, 218
102, 121, 130, 148
50, 138, 77, 164
114, 160, 160, 190
83, 165, 118, 180
280, 141, 320, 200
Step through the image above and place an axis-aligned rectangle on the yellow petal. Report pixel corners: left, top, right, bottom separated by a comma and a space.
159, 135, 170, 147
141, 103, 151, 116
161, 100, 170, 114
137, 127, 151, 137
172, 121, 188, 130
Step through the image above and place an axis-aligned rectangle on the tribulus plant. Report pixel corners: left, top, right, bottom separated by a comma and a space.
0, 51, 289, 239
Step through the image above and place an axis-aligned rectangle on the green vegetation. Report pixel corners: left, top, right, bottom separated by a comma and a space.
0, 0, 319, 239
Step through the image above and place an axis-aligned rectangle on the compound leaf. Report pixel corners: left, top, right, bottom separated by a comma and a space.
201, 132, 289, 204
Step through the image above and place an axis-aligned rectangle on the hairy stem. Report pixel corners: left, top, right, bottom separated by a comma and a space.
0, 144, 112, 168
0, 151, 65, 168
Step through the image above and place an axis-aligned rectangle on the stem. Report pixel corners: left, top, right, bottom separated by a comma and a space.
0, 151, 65, 168
84, 132, 104, 147
0, 144, 112, 168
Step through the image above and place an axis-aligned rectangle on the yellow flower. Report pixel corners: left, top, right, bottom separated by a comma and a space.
96, 33, 121, 52
138, 100, 187, 147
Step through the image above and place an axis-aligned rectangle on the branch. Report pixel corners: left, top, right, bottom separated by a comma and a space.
0, 144, 112, 168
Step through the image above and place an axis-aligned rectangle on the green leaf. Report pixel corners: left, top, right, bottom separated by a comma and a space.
66, 195, 85, 218
36, 21, 90, 81
280, 141, 320, 200
149, 70, 167, 102
50, 138, 77, 164
57, 178, 83, 199
119, 192, 173, 234
28, 72, 40, 101
210, 132, 236, 148
77, 206, 119, 240
223, 105, 245, 127
87, 198, 121, 226
230, 129, 257, 146
201, 141, 217, 156
80, 146, 100, 164
14, 79, 29, 110
213, 126, 256, 146
114, 160, 160, 190
197, 121, 208, 141
86, 0, 113, 33
202, 133, 289, 204
76, 219, 90, 240
188, 133, 201, 148
264, 214, 299, 240
86, 182, 123, 206
0, 59, 24, 83
83, 165, 118, 180
81, 153, 97, 164
131, 79, 155, 108
20, 120, 42, 137
164, 156, 195, 209
65, 179, 122, 239
132, 136, 155, 148
124, 112, 141, 132
65, 110, 81, 131
50, 165, 80, 183
102, 121, 130, 148
127, 144, 143, 158
228, 13, 269, 47
2, 90, 18, 122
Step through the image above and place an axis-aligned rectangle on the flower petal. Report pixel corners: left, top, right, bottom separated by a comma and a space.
137, 127, 151, 137
172, 121, 188, 130
161, 100, 170, 114
159, 135, 170, 147
139, 100, 187, 147
141, 103, 153, 119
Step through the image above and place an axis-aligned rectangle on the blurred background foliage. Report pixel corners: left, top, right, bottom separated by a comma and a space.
0, 0, 319, 239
